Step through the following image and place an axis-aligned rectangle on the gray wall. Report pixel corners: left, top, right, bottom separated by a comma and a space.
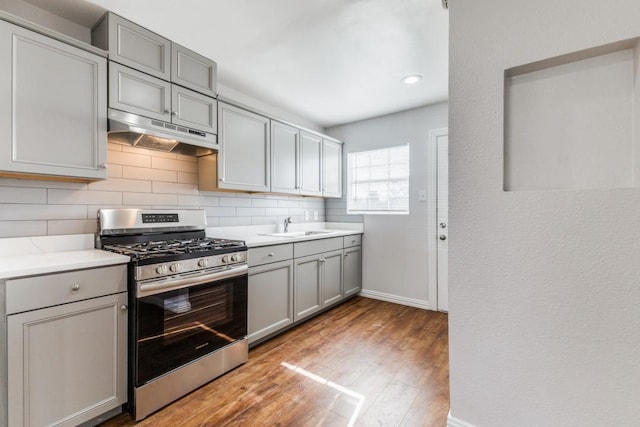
449, 1, 640, 426
327, 102, 448, 309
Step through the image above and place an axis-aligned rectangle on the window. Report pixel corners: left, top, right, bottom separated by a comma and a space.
347, 144, 410, 214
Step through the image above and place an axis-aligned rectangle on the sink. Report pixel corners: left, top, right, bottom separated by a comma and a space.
261, 230, 333, 238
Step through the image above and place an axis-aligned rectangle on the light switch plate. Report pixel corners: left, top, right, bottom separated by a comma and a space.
313, 211, 318, 220
419, 190, 427, 202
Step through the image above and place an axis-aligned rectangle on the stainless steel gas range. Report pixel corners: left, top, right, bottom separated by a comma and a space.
97, 208, 248, 421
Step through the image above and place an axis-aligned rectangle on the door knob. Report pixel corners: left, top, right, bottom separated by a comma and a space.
439, 222, 447, 229
439, 235, 447, 241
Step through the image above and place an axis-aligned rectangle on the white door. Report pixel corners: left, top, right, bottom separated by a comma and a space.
436, 132, 449, 312
428, 128, 449, 312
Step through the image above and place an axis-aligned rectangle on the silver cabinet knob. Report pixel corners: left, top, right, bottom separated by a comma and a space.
99, 163, 108, 169
439, 235, 447, 241
71, 284, 80, 291
120, 305, 128, 312
164, 109, 171, 114
267, 253, 275, 257
439, 222, 447, 229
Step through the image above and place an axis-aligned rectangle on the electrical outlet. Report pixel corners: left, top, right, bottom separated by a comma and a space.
313, 211, 318, 220
304, 210, 310, 221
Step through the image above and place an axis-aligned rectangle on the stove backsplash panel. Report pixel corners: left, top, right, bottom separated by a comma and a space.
0, 142, 326, 238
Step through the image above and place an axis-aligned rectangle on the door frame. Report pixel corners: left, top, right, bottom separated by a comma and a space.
427, 128, 449, 312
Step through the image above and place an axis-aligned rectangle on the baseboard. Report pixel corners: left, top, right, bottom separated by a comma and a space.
447, 411, 477, 427
358, 289, 433, 310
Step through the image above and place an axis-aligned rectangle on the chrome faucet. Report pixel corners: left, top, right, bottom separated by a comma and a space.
284, 216, 292, 232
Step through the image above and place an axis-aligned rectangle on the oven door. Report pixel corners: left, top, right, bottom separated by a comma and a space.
134, 265, 248, 386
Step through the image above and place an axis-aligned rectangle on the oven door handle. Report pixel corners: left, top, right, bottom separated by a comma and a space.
138, 264, 248, 297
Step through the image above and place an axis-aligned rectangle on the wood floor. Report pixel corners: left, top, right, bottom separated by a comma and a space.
101, 296, 449, 427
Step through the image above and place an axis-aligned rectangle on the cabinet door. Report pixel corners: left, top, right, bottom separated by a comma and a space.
171, 85, 217, 133
7, 293, 127, 427
323, 139, 343, 198
322, 249, 344, 306
294, 254, 322, 321
271, 121, 300, 195
105, 13, 170, 80
171, 42, 217, 97
217, 102, 271, 191
343, 246, 362, 297
0, 21, 107, 180
109, 62, 171, 122
248, 260, 294, 344
299, 131, 323, 196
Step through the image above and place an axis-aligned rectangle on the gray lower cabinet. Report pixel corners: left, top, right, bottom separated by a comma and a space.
0, 19, 107, 180
248, 259, 294, 344
343, 245, 362, 297
5, 265, 128, 427
294, 242, 344, 322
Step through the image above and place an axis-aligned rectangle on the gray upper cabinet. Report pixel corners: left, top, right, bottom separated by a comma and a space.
109, 62, 171, 122
171, 85, 217, 133
217, 101, 271, 192
271, 121, 300, 194
322, 139, 343, 198
171, 42, 217, 97
0, 19, 107, 181
92, 12, 171, 80
299, 131, 323, 196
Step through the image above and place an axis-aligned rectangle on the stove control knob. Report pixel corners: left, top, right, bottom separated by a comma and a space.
222, 255, 230, 264
198, 258, 208, 267
170, 263, 181, 273
231, 254, 239, 262
156, 265, 167, 275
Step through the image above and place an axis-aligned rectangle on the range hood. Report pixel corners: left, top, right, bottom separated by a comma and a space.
107, 109, 218, 156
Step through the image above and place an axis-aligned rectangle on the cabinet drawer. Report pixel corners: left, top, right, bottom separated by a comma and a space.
294, 237, 343, 258
6, 265, 127, 315
343, 234, 362, 248
248, 244, 293, 267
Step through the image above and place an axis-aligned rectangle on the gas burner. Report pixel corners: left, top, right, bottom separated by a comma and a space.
102, 237, 246, 262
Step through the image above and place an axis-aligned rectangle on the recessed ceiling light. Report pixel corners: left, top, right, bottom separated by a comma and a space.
402, 74, 423, 85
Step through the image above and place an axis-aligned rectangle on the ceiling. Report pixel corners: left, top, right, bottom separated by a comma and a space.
23, 0, 449, 128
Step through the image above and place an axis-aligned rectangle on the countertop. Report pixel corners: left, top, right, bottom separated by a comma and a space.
0, 234, 130, 280
206, 222, 364, 248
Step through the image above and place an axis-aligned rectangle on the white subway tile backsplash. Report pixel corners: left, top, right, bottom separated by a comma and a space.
251, 198, 278, 208
48, 189, 122, 205
277, 199, 300, 208
0, 187, 46, 204
123, 192, 178, 206
0, 144, 329, 238
236, 207, 265, 217
265, 207, 290, 216
0, 204, 87, 220
152, 157, 198, 173
108, 150, 151, 168
123, 166, 177, 182
107, 164, 123, 178
219, 216, 252, 226
251, 216, 278, 225
152, 182, 200, 195
219, 197, 252, 207
0, 221, 47, 237
205, 206, 236, 217
177, 172, 197, 184
48, 219, 97, 235
88, 178, 151, 193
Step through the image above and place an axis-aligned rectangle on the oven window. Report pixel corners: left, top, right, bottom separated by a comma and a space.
135, 275, 247, 386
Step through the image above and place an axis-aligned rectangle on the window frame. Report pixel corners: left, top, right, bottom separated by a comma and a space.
346, 143, 410, 215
